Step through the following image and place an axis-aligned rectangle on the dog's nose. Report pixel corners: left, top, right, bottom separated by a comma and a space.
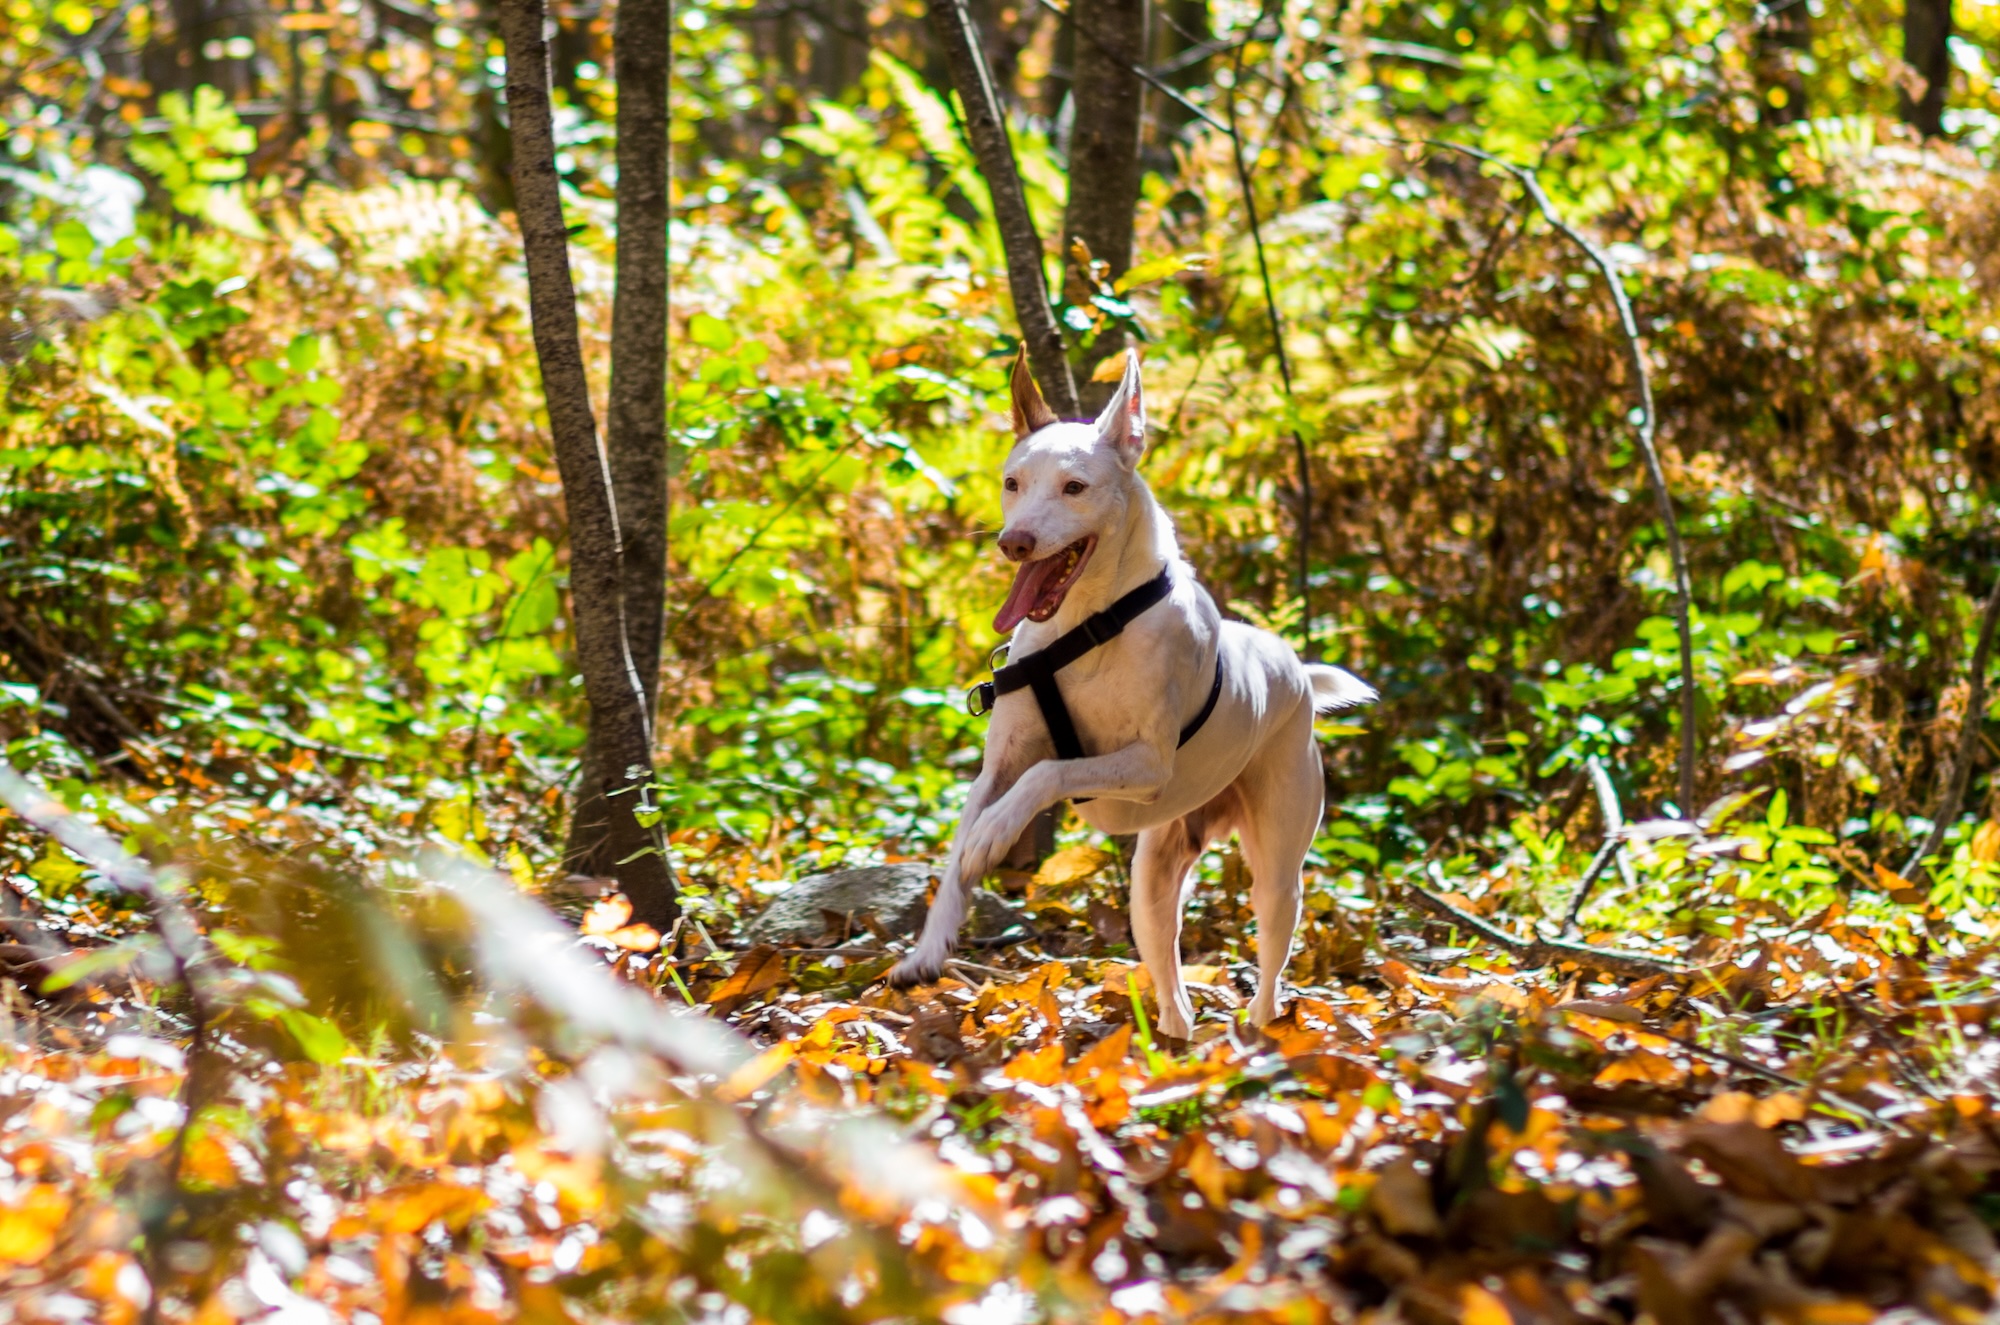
998, 529, 1037, 563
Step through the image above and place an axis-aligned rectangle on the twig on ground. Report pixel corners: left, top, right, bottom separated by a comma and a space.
1564, 755, 1634, 931
1403, 877, 1686, 979
1903, 569, 2000, 876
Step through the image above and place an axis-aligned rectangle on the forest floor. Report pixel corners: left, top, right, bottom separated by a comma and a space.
4, 801, 2000, 1325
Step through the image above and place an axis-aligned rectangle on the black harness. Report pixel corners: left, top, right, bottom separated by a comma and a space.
965, 568, 1224, 785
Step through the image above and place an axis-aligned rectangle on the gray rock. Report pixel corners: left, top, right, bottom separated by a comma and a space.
743, 863, 1026, 944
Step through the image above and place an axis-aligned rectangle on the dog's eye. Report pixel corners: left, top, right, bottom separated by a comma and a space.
1004, 477, 1019, 492
1063, 480, 1087, 496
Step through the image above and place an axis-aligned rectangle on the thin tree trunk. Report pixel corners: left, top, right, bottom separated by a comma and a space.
925, 0, 1079, 416
559, 0, 673, 888
1902, 0, 1952, 137
498, 0, 678, 925
1063, 0, 1147, 408
1756, 0, 1810, 127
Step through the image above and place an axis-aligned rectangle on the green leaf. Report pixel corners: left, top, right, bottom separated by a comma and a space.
277, 1009, 351, 1065
41, 937, 160, 992
53, 221, 94, 262
689, 314, 736, 352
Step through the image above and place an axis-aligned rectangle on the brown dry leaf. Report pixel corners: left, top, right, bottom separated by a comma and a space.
706, 945, 788, 1011
1680, 1122, 1816, 1203
1973, 822, 2000, 865
1368, 1157, 1442, 1239
1594, 1048, 1686, 1087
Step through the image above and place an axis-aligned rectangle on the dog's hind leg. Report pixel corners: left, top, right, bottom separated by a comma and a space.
1129, 821, 1202, 1040
1236, 707, 1324, 1027
1130, 788, 1239, 1040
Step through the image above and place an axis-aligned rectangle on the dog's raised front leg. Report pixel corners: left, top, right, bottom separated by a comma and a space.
888, 771, 1002, 987
954, 739, 1174, 885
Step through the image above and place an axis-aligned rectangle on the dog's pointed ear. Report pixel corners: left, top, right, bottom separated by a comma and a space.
1009, 349, 1059, 439
1095, 349, 1147, 466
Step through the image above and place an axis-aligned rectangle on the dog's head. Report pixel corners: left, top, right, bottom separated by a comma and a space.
992, 351, 1149, 633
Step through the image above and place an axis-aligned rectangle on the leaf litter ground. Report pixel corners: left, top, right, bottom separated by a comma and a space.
5, 818, 2000, 1324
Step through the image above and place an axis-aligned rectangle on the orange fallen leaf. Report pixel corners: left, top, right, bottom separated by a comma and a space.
1461, 1284, 1513, 1325
720, 1042, 796, 1101
0, 1185, 70, 1265
580, 894, 633, 936
1594, 1048, 1685, 1087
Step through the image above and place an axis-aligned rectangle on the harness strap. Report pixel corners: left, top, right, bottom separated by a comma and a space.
964, 567, 1226, 797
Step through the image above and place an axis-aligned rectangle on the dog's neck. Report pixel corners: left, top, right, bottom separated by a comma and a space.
1047, 479, 1178, 633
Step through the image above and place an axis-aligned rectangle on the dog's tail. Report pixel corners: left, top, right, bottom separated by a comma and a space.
1306, 664, 1378, 713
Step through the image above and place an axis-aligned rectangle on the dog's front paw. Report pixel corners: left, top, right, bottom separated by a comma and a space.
887, 951, 948, 989
957, 806, 1025, 883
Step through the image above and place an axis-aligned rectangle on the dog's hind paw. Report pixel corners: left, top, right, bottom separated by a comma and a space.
887, 952, 948, 989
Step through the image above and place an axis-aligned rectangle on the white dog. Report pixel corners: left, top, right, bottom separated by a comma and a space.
888, 351, 1375, 1037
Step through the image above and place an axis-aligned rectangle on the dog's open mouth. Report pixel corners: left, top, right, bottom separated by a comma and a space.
994, 536, 1097, 633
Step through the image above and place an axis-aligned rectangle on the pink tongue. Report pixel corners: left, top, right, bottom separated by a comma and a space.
994, 556, 1063, 633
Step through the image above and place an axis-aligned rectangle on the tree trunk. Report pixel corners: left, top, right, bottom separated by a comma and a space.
925, 0, 1079, 417
1756, 0, 1810, 127
497, 0, 678, 926
1063, 0, 1147, 408
561, 0, 673, 898
1902, 0, 1952, 137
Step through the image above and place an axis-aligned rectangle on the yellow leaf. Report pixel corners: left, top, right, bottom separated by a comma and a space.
1972, 821, 2000, 865
720, 1042, 796, 1101
1857, 532, 1887, 577
1090, 349, 1131, 383
0, 1186, 69, 1264
1034, 844, 1112, 890
1460, 1284, 1513, 1325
